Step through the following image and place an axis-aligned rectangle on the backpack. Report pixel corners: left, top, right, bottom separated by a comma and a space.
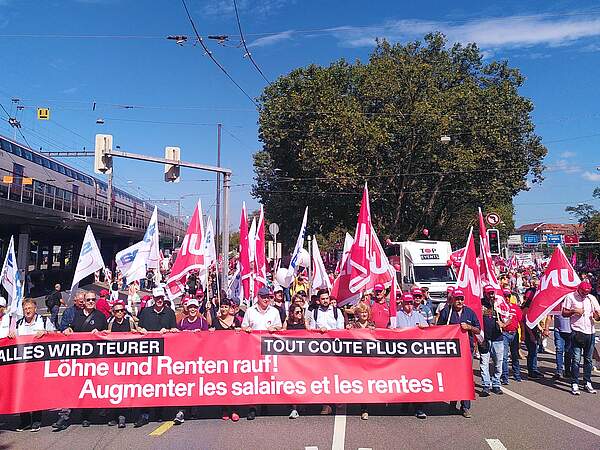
313, 306, 339, 322
17, 315, 47, 329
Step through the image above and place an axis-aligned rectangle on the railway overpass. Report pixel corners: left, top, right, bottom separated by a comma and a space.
0, 178, 185, 296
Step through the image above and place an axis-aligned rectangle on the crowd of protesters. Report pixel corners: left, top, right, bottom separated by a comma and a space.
0, 261, 599, 432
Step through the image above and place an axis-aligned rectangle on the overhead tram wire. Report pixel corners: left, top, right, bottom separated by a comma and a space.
180, 0, 258, 108
232, 0, 271, 84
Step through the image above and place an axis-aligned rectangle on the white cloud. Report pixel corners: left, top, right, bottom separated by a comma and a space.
201, 0, 293, 17
248, 30, 294, 48
329, 14, 600, 51
582, 171, 600, 181
548, 159, 581, 174
560, 151, 576, 158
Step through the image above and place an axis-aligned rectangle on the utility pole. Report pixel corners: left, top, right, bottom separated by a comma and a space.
216, 123, 222, 255
107, 169, 113, 222
221, 172, 231, 286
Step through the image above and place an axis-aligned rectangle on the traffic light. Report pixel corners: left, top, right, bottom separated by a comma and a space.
164, 146, 181, 182
488, 228, 500, 255
94, 134, 113, 174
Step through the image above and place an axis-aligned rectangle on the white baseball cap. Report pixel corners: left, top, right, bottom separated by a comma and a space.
0, 296, 6, 307
187, 298, 199, 308
152, 287, 166, 298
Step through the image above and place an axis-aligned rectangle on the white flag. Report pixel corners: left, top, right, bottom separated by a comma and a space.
115, 241, 145, 278
1, 236, 23, 318
202, 217, 217, 268
119, 206, 160, 283
311, 236, 331, 294
71, 226, 105, 291
286, 206, 308, 285
248, 217, 257, 263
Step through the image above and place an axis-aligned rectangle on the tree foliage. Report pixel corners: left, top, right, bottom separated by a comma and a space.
566, 188, 600, 242
253, 33, 547, 249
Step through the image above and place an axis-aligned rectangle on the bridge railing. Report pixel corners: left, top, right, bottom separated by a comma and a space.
0, 168, 186, 237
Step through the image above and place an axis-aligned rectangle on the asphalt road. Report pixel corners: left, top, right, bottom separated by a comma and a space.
1, 348, 600, 450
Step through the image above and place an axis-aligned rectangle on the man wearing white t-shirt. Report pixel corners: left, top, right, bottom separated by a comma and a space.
241, 286, 282, 332
8, 299, 55, 432
241, 286, 282, 420
562, 280, 600, 395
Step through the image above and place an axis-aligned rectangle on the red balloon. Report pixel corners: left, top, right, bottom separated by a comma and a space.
423, 228, 429, 237
393, 264, 401, 271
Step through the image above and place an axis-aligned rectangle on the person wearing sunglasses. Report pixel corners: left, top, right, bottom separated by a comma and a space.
283, 303, 308, 419
107, 300, 138, 333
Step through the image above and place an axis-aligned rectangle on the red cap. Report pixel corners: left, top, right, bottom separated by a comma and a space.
401, 293, 414, 303
99, 289, 109, 296
141, 295, 151, 301
447, 286, 455, 293
112, 300, 125, 308
195, 289, 204, 297
502, 289, 512, 297
411, 287, 423, 296
483, 285, 495, 293
373, 283, 385, 291
579, 280, 592, 293
453, 288, 465, 298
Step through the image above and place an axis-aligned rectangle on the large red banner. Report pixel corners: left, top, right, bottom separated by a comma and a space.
0, 327, 474, 414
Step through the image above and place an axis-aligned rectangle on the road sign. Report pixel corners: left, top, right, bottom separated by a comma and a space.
485, 212, 500, 226
523, 234, 540, 245
546, 234, 562, 245
564, 235, 580, 245
507, 234, 522, 245
22, 177, 33, 185
37, 107, 50, 120
269, 222, 279, 237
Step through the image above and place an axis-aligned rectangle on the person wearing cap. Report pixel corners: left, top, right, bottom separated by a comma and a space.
241, 286, 282, 333
134, 287, 178, 428
96, 289, 113, 319
395, 293, 428, 330
178, 298, 209, 332
562, 280, 600, 395
436, 288, 480, 418
241, 286, 282, 420
394, 293, 428, 419
137, 287, 178, 335
412, 287, 434, 325
435, 286, 455, 322
500, 287, 523, 385
0, 296, 9, 338
370, 283, 391, 328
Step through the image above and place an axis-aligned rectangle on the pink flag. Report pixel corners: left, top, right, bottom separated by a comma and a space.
456, 227, 483, 329
525, 245, 580, 328
239, 202, 252, 303
448, 247, 465, 270
332, 234, 359, 305
571, 251, 577, 267
478, 208, 510, 320
166, 200, 205, 300
349, 184, 372, 293
253, 205, 267, 300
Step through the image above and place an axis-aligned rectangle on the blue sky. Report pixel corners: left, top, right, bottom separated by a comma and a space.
1, 0, 600, 230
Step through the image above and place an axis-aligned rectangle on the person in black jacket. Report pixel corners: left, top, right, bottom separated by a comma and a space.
134, 287, 178, 428
45, 283, 63, 329
54, 291, 108, 431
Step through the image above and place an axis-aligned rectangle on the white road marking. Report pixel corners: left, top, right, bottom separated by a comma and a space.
305, 447, 319, 450
358, 448, 373, 450
331, 413, 347, 450
485, 438, 508, 450
503, 388, 600, 437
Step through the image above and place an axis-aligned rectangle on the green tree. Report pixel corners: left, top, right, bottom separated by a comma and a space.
253, 33, 546, 249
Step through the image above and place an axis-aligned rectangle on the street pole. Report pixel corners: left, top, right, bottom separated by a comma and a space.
107, 165, 113, 222
216, 123, 222, 255
221, 172, 231, 289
